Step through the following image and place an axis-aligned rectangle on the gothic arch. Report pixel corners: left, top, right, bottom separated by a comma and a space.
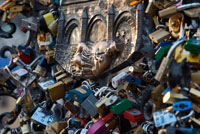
86, 14, 107, 42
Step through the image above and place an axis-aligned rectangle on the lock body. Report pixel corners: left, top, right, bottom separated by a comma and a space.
110, 99, 132, 115
48, 81, 66, 102
81, 94, 99, 117
123, 108, 144, 122
149, 29, 170, 44
69, 87, 93, 103
87, 119, 108, 134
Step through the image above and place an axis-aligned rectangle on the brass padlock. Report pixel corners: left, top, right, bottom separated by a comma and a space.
184, 7, 200, 18
96, 97, 110, 117
169, 14, 183, 39
149, 29, 170, 44
189, 88, 200, 98
159, 5, 177, 18
56, 73, 68, 82
10, 5, 25, 12
151, 85, 164, 110
48, 81, 66, 102
154, 57, 170, 81
191, 71, 200, 85
192, 103, 200, 113
54, 70, 65, 77
133, 125, 145, 134
38, 0, 51, 5
163, 92, 185, 104
33, 65, 47, 77
145, 1, 156, 17
191, 117, 200, 126
45, 50, 55, 64
62, 77, 73, 90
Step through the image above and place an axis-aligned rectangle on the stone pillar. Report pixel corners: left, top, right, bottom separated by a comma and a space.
108, 5, 115, 40
56, 9, 65, 44
81, 9, 89, 42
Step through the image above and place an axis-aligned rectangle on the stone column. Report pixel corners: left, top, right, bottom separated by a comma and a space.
108, 5, 115, 40
81, 9, 89, 42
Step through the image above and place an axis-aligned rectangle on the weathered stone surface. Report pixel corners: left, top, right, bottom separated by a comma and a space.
56, 0, 142, 77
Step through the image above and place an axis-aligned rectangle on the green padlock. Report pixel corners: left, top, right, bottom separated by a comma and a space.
155, 44, 172, 61
184, 38, 200, 54
110, 99, 132, 115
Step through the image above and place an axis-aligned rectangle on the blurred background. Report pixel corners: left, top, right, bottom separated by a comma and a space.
0, 0, 29, 128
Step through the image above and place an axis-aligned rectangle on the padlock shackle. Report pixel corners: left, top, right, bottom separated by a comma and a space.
167, 38, 186, 58
177, 3, 200, 11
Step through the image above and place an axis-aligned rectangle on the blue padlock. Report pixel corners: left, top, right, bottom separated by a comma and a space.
69, 87, 93, 103
125, 75, 142, 85
173, 100, 192, 111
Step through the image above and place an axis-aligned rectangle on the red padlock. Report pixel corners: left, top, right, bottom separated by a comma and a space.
123, 108, 144, 122
20, 26, 27, 33
18, 51, 32, 64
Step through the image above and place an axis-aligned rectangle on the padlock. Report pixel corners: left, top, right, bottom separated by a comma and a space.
62, 77, 73, 90
123, 108, 144, 123
184, 38, 200, 54
191, 71, 200, 84
31, 107, 54, 126
163, 92, 186, 104
191, 117, 200, 126
54, 70, 65, 77
95, 97, 110, 117
10, 5, 25, 12
56, 73, 68, 82
111, 72, 127, 88
21, 123, 31, 134
38, 78, 55, 90
105, 95, 118, 106
48, 19, 58, 37
173, 100, 192, 111
81, 94, 99, 117
17, 45, 33, 64
156, 42, 173, 61
86, 119, 108, 134
151, 85, 165, 110
169, 14, 183, 39
48, 81, 66, 102
46, 121, 67, 134
133, 125, 145, 134
69, 87, 93, 103
174, 45, 200, 63
184, 7, 200, 18
21, 17, 38, 32
154, 57, 170, 81
153, 110, 177, 127
189, 88, 200, 98
145, 1, 156, 17
149, 29, 170, 44
39, 11, 58, 33
33, 65, 47, 77
64, 99, 79, 115
45, 50, 55, 64
192, 103, 200, 113
38, 0, 51, 5
159, 5, 177, 18
110, 99, 132, 115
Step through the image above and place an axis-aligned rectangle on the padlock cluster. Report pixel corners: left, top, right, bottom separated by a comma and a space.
1, 0, 200, 134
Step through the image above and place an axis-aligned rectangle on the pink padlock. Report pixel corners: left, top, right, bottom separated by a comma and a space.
87, 119, 108, 134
